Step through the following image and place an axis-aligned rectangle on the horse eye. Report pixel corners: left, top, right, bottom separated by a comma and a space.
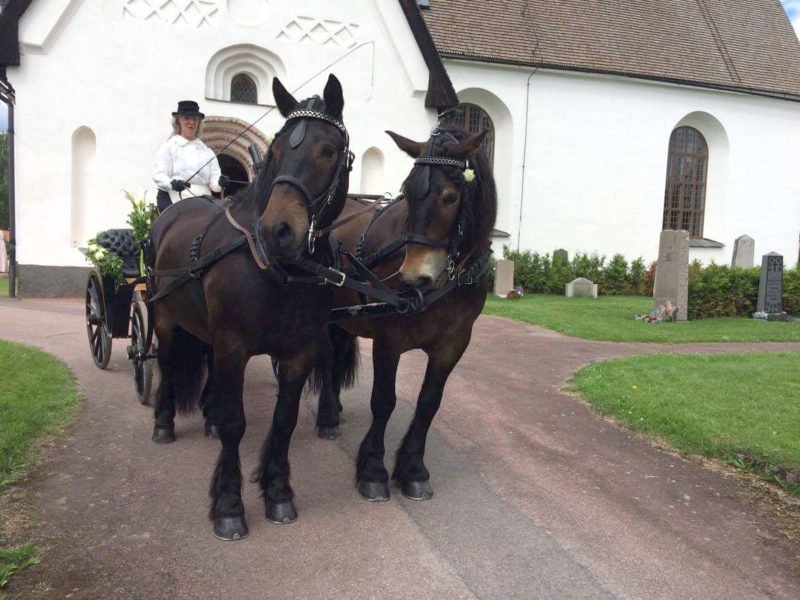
321, 145, 336, 159
442, 192, 459, 205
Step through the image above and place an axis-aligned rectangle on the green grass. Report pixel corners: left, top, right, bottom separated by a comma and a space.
0, 543, 39, 591
483, 294, 800, 343
0, 275, 7, 297
571, 352, 800, 492
0, 341, 82, 488
0, 341, 81, 590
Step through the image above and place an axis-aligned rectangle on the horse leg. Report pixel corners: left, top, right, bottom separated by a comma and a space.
355, 341, 400, 502
316, 325, 357, 439
208, 342, 249, 540
393, 345, 466, 501
152, 327, 178, 444
256, 347, 316, 524
200, 346, 219, 439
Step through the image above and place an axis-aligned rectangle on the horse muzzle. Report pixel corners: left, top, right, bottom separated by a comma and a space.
260, 185, 311, 262
398, 247, 447, 290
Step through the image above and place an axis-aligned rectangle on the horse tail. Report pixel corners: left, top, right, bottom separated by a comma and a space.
308, 325, 359, 393
170, 327, 208, 414
336, 327, 359, 390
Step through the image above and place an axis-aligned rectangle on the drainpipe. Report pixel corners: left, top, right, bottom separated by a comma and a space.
0, 74, 14, 297
516, 68, 537, 251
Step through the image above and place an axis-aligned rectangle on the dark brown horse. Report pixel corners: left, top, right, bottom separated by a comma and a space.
314, 124, 497, 502
149, 75, 351, 540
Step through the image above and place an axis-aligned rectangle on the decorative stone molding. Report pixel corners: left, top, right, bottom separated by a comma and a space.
277, 17, 359, 48
122, 0, 219, 30
205, 44, 285, 105
201, 117, 271, 179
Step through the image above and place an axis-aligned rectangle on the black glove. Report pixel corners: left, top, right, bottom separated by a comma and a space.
170, 179, 189, 192
218, 175, 230, 189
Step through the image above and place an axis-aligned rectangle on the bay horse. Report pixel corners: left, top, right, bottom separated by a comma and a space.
314, 124, 496, 502
149, 74, 351, 540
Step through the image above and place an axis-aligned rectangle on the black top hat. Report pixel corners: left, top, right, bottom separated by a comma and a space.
172, 100, 205, 119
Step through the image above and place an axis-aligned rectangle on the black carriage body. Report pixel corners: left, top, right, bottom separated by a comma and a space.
95, 228, 145, 338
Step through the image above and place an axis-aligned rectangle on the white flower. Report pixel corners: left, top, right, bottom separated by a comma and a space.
94, 249, 106, 260
463, 168, 475, 183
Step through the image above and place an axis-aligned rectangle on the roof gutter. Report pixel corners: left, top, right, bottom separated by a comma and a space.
440, 54, 800, 104
397, 0, 459, 111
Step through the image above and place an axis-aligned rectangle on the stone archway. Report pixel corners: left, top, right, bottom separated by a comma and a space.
201, 117, 272, 181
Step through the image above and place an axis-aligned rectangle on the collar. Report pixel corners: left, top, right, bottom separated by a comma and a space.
174, 135, 200, 147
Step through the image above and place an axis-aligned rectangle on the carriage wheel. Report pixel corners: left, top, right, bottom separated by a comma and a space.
85, 270, 112, 369
130, 300, 154, 405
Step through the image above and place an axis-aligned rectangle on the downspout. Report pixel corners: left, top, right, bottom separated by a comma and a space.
516, 68, 536, 251
0, 73, 14, 297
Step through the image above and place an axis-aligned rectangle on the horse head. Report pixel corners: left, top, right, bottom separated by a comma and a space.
258, 74, 350, 263
387, 125, 496, 289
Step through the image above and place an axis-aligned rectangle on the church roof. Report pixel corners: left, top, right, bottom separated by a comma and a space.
419, 0, 800, 99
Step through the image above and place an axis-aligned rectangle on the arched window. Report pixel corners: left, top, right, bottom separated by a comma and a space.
662, 127, 708, 238
71, 126, 97, 247
230, 73, 257, 104
361, 147, 385, 194
441, 103, 495, 164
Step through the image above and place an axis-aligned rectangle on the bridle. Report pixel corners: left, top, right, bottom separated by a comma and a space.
406, 127, 473, 279
266, 100, 353, 256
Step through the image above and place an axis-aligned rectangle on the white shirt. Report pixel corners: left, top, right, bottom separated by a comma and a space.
152, 135, 222, 198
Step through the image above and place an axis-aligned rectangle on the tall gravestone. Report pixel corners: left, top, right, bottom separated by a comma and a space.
653, 230, 689, 321
757, 252, 783, 313
553, 248, 569, 264
494, 259, 515, 298
731, 235, 755, 268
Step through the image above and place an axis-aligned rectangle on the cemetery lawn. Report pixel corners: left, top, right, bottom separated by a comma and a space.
483, 294, 800, 343
570, 352, 800, 494
0, 275, 7, 297
0, 341, 81, 591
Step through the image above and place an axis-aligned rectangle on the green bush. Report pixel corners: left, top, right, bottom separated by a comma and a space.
783, 265, 800, 315
629, 258, 647, 295
602, 254, 629, 295
687, 262, 760, 320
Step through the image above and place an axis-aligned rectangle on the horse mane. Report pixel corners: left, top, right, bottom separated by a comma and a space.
428, 124, 498, 254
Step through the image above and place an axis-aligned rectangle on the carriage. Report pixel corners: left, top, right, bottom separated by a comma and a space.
84, 228, 155, 405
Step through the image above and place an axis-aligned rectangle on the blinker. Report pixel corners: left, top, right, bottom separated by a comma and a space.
289, 119, 307, 149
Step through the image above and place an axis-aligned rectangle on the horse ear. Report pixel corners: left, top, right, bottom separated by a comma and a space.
323, 74, 344, 119
386, 130, 425, 158
273, 77, 297, 118
454, 130, 489, 158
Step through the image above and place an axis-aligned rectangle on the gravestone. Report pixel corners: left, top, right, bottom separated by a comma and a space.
731, 235, 755, 268
757, 252, 783, 313
653, 230, 689, 321
565, 277, 598, 298
494, 259, 515, 298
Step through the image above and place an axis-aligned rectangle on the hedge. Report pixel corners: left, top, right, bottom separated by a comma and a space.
493, 247, 800, 319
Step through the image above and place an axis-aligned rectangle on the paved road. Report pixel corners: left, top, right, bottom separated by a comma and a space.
1, 297, 800, 599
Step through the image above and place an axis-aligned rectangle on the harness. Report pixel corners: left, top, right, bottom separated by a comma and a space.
147, 120, 490, 322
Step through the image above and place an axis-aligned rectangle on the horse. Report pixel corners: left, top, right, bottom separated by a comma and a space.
148, 74, 352, 540
313, 123, 497, 502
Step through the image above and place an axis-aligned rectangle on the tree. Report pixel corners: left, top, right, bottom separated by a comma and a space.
0, 131, 7, 231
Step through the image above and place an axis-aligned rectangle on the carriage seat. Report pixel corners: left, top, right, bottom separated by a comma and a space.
96, 228, 142, 278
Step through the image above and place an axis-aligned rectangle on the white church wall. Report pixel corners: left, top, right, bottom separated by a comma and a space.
11, 0, 436, 269
445, 62, 800, 267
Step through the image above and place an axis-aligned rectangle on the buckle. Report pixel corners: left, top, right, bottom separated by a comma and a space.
324, 268, 346, 287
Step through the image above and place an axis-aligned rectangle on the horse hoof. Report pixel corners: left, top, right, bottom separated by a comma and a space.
204, 422, 219, 439
401, 480, 434, 501
213, 515, 249, 541
358, 480, 390, 502
265, 501, 298, 524
317, 425, 341, 440
152, 427, 175, 444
